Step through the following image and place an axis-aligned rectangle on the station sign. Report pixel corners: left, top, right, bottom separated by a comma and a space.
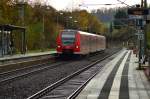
128, 8, 149, 15
129, 15, 143, 19
135, 30, 143, 35
138, 34, 144, 40
135, 30, 144, 40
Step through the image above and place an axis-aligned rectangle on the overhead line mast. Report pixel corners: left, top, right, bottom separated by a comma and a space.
141, 0, 147, 8
142, 0, 148, 67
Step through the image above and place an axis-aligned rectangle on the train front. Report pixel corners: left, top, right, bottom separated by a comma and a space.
56, 30, 80, 55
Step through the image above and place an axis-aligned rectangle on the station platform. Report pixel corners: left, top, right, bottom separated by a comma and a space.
0, 51, 56, 62
76, 50, 150, 99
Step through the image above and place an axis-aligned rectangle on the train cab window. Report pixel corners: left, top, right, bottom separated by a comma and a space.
61, 31, 76, 45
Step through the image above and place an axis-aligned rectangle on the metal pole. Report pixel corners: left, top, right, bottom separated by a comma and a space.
66, 18, 68, 29
0, 30, 2, 57
144, 0, 147, 59
43, 13, 44, 34
2, 28, 4, 57
144, 0, 147, 8
57, 13, 58, 33
22, 4, 25, 54
40, 13, 45, 52
143, 0, 147, 64
23, 29, 26, 54
6, 31, 9, 54
139, 39, 142, 69
143, 0, 150, 76
17, 2, 24, 54
10, 31, 13, 55
110, 22, 113, 48
3, 31, 5, 55
141, 0, 144, 7
69, 16, 72, 29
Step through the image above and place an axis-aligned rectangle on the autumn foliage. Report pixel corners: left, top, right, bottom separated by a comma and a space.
0, 0, 106, 50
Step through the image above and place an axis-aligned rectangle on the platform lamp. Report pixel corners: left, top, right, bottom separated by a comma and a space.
0, 10, 2, 56
16, 0, 27, 54
69, 16, 73, 29
40, 6, 50, 52
57, 12, 63, 33
0, 30, 2, 57
16, 0, 27, 26
0, 9, 2, 18
74, 20, 78, 29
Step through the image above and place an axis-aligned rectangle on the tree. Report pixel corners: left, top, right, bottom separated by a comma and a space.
113, 8, 128, 29
0, 0, 106, 51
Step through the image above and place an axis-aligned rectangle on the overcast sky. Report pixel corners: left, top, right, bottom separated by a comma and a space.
30, 0, 149, 11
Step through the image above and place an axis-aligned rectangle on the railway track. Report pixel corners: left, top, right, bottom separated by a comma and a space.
0, 54, 56, 73
0, 60, 68, 85
0, 48, 121, 98
27, 49, 122, 99
68, 50, 126, 99
0, 50, 106, 85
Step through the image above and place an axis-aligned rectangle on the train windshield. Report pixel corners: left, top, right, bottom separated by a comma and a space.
61, 31, 75, 45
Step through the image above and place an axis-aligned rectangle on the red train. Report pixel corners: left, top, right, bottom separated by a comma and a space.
56, 29, 106, 55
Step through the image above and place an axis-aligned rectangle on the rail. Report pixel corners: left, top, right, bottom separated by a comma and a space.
0, 61, 65, 85
67, 49, 123, 99
27, 49, 121, 99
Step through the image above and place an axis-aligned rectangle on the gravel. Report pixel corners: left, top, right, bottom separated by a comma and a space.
0, 48, 120, 99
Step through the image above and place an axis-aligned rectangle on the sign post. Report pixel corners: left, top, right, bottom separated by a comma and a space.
128, 7, 149, 69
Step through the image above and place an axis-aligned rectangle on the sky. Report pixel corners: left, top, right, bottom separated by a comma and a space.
30, 0, 150, 11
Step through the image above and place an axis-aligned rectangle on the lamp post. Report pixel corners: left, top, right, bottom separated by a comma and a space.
0, 30, 2, 57
109, 22, 113, 48
0, 9, 2, 19
57, 12, 63, 33
17, 0, 26, 26
74, 20, 78, 29
68, 16, 72, 29
16, 0, 26, 54
41, 6, 50, 51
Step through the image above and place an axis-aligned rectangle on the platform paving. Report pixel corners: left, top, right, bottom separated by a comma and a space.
0, 51, 56, 61
76, 50, 150, 99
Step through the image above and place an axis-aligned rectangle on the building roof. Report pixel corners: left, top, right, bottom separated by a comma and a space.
0, 24, 25, 31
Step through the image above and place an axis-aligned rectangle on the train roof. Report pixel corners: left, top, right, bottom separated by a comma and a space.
61, 29, 105, 38
61, 29, 77, 33
78, 31, 105, 38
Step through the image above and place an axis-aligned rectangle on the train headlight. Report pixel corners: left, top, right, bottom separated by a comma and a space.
76, 46, 79, 48
58, 45, 61, 48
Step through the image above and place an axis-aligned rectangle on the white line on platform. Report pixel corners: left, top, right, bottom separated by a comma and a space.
108, 51, 130, 99
76, 50, 127, 99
